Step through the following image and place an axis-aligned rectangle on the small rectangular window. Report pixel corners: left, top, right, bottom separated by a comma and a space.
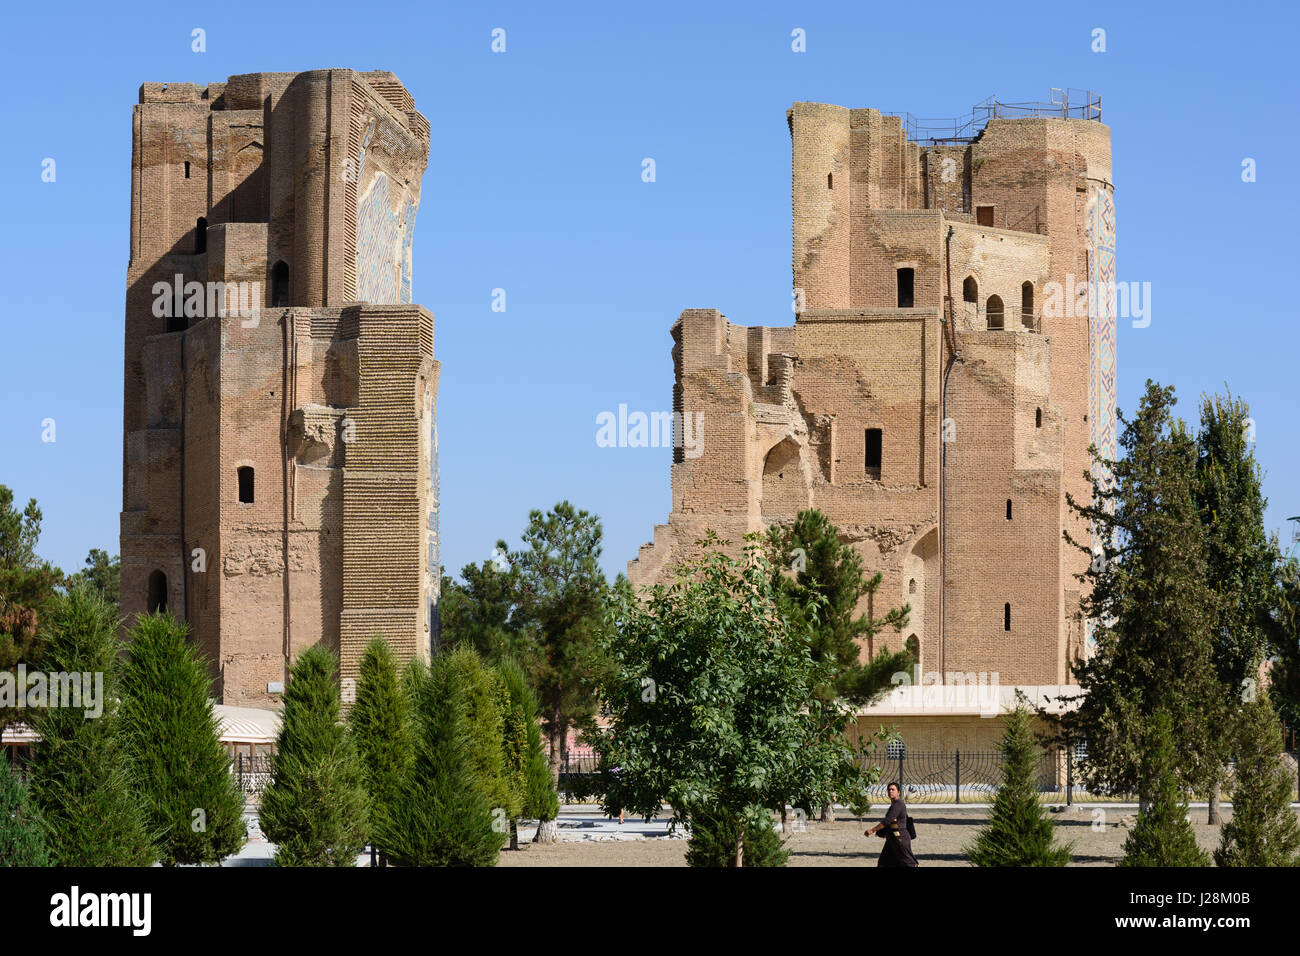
896, 268, 914, 308
237, 467, 254, 504
184, 161, 191, 179
865, 428, 882, 480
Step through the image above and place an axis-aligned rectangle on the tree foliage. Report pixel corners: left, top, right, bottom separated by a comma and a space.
1120, 710, 1209, 867
595, 532, 877, 866
765, 510, 912, 704
347, 637, 413, 856
0, 486, 62, 681
1052, 382, 1222, 802
0, 756, 51, 866
965, 705, 1072, 866
1214, 693, 1300, 867
379, 647, 506, 866
260, 645, 368, 866
119, 612, 246, 865
26, 586, 155, 866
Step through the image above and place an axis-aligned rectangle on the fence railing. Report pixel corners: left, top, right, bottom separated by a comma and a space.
231, 753, 273, 798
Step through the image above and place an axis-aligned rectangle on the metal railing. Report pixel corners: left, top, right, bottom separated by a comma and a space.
898, 90, 1102, 146
232, 753, 273, 797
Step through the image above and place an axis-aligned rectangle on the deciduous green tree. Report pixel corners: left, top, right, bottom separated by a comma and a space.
0, 486, 62, 687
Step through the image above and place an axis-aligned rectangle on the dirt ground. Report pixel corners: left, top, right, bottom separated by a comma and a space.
498, 806, 1237, 867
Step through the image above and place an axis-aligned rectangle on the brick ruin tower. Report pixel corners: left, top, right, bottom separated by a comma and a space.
121, 70, 440, 706
629, 93, 1115, 740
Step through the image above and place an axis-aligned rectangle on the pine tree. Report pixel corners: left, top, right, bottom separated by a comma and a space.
1121, 711, 1209, 867
260, 645, 368, 866
1214, 693, 1300, 866
119, 612, 246, 865
348, 637, 413, 862
0, 757, 51, 866
25, 586, 155, 866
965, 706, 1072, 866
379, 649, 505, 865
1056, 382, 1223, 804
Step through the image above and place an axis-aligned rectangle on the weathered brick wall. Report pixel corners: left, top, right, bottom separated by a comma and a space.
122, 71, 437, 706
631, 101, 1114, 692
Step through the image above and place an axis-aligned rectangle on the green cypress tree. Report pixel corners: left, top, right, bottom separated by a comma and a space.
348, 637, 413, 862
1214, 693, 1300, 866
380, 649, 505, 865
26, 586, 155, 866
260, 645, 368, 866
119, 612, 246, 865
0, 757, 51, 866
685, 804, 790, 867
965, 706, 1072, 866
1121, 711, 1209, 867
497, 656, 560, 846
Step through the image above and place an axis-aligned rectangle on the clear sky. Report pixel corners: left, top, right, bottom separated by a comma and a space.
1, 0, 1297, 582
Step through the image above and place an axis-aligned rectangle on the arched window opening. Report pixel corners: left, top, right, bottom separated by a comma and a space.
1004, 603, 1012, 631
148, 570, 168, 614
896, 268, 915, 308
827, 172, 833, 189
237, 466, 254, 504
272, 261, 290, 308
962, 276, 978, 304
195, 217, 207, 254
1006, 499, 1012, 520
1021, 281, 1034, 328
905, 634, 920, 667
1035, 407, 1042, 428
908, 578, 917, 595
986, 294, 1004, 330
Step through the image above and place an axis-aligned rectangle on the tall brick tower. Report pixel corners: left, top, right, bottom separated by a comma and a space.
121, 70, 440, 706
629, 93, 1114, 743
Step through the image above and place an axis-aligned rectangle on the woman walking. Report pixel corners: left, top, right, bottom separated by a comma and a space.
865, 782, 918, 867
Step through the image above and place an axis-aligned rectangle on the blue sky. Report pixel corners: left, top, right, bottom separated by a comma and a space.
2, 0, 1297, 581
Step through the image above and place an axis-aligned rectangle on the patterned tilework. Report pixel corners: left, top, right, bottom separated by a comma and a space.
354, 120, 418, 305
1086, 183, 1117, 655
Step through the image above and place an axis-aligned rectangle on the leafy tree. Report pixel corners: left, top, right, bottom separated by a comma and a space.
965, 705, 1072, 866
379, 648, 505, 866
119, 612, 246, 865
765, 509, 912, 704
1268, 559, 1300, 736
594, 532, 874, 866
1120, 710, 1209, 867
260, 645, 368, 866
26, 586, 155, 866
0, 756, 51, 866
684, 804, 790, 868
510, 502, 611, 774
1214, 692, 1300, 866
1052, 382, 1222, 805
1194, 393, 1277, 822
348, 637, 413, 864
65, 549, 120, 610
0, 486, 62, 683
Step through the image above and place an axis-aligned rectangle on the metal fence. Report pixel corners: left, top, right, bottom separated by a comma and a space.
231, 753, 273, 798
858, 748, 1300, 805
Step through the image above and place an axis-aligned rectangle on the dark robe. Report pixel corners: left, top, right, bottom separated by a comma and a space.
876, 798, 918, 867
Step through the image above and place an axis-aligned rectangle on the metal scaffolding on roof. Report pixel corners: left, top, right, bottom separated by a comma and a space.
894, 89, 1103, 146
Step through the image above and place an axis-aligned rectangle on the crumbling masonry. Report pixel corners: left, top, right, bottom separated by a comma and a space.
121, 70, 439, 706
629, 94, 1116, 703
